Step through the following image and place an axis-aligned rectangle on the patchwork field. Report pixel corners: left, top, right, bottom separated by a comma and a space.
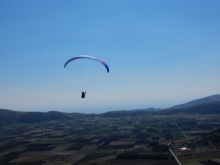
0, 114, 220, 165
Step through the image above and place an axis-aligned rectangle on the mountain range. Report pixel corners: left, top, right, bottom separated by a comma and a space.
130, 107, 161, 111
0, 94, 220, 125
169, 94, 220, 109
129, 94, 220, 111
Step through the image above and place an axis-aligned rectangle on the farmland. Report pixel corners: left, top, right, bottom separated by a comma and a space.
0, 114, 220, 165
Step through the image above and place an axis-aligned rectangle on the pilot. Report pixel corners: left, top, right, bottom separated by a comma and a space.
81, 91, 86, 98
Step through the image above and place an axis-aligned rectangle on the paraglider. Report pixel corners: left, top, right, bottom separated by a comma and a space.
64, 55, 109, 98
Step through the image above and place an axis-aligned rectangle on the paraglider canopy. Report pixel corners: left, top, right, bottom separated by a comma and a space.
64, 55, 109, 73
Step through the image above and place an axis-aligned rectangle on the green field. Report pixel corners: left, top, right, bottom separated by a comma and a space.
0, 114, 220, 165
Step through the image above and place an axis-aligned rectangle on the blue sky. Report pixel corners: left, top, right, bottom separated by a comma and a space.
1, 0, 220, 113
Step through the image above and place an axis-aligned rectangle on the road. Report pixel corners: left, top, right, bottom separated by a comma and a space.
167, 121, 188, 165
169, 148, 182, 165
174, 120, 188, 139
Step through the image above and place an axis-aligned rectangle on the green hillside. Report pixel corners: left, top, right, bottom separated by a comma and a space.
183, 128, 220, 150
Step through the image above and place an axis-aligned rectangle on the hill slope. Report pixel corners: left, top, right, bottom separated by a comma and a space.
163, 102, 220, 115
0, 109, 83, 126
183, 128, 220, 150
170, 94, 220, 109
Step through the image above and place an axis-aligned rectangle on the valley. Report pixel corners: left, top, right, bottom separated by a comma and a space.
0, 113, 220, 165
